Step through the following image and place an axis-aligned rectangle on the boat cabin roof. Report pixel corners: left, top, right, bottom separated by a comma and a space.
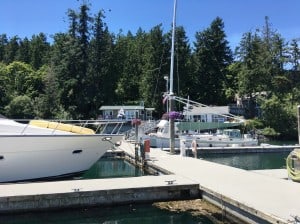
99, 105, 155, 111
187, 106, 229, 115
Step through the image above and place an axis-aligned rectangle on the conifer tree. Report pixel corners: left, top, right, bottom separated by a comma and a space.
193, 17, 233, 105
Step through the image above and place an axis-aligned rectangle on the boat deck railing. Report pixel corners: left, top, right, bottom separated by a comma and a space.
14, 119, 130, 135
125, 120, 158, 141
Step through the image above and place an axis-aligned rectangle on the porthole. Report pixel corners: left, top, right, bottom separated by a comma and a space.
72, 150, 82, 154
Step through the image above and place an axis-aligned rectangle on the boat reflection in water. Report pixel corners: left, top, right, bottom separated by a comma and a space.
82, 158, 146, 179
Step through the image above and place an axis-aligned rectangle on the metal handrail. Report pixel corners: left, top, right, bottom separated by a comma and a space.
13, 119, 128, 135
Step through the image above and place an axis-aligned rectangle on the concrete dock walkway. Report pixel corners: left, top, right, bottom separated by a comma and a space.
0, 175, 199, 213
119, 141, 300, 224
1, 140, 299, 223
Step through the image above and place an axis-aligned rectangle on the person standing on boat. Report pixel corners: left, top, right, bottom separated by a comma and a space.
191, 139, 197, 158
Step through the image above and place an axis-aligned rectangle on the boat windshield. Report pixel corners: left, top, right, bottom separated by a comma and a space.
223, 129, 241, 138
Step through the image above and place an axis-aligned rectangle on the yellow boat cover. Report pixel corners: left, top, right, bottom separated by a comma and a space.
29, 120, 95, 134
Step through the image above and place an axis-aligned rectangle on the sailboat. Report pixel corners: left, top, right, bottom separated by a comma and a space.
149, 118, 258, 148
147, 0, 258, 150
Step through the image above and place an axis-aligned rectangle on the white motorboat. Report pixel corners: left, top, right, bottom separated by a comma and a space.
149, 119, 258, 148
0, 117, 123, 182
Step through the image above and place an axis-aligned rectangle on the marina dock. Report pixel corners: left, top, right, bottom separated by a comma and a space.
0, 174, 199, 213
157, 144, 296, 154
1, 141, 300, 224
119, 141, 300, 224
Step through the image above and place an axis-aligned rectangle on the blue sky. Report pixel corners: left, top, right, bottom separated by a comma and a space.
1, 0, 300, 50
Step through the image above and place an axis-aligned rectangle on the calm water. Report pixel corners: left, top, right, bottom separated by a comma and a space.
0, 204, 213, 224
201, 140, 295, 170
82, 157, 146, 179
201, 151, 289, 170
1, 158, 213, 224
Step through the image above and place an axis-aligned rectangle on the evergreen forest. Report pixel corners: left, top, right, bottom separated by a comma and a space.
1, 3, 300, 140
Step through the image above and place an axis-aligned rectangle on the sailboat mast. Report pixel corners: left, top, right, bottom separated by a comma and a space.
169, 0, 177, 154
169, 0, 177, 95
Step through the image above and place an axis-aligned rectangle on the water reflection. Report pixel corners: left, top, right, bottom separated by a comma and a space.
202, 152, 289, 170
0, 204, 214, 224
82, 158, 146, 179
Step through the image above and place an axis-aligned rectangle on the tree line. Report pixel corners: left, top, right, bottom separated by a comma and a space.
0, 3, 300, 139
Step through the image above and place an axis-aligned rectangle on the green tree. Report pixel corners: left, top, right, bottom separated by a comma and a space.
0, 34, 8, 62
5, 61, 40, 98
30, 33, 50, 69
67, 9, 78, 38
259, 95, 297, 139
235, 17, 288, 118
0, 63, 8, 113
18, 37, 31, 64
4, 95, 34, 119
169, 26, 193, 100
74, 4, 91, 117
225, 62, 241, 102
287, 39, 300, 104
236, 31, 264, 117
50, 3, 93, 119
260, 17, 286, 93
3, 36, 20, 64
140, 25, 169, 116
114, 31, 145, 104
88, 10, 115, 116
34, 65, 66, 118
288, 39, 300, 71
51, 33, 79, 118
193, 17, 233, 105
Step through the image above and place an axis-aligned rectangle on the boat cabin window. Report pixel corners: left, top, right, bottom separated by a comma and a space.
223, 129, 241, 138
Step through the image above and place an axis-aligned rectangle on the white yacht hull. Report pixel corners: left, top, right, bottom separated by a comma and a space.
0, 134, 122, 182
